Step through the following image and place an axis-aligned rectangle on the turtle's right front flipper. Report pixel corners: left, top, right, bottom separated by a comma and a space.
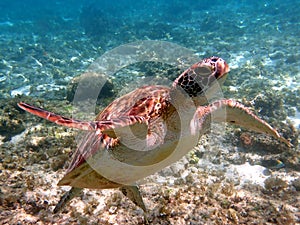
193, 99, 291, 147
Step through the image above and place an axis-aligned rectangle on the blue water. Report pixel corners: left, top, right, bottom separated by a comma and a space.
0, 0, 299, 100
1, 1, 299, 37
1, 0, 299, 44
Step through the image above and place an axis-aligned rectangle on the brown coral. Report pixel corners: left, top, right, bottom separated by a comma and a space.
240, 132, 253, 147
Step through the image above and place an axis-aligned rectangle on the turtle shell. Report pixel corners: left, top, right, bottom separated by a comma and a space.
58, 85, 192, 188
59, 57, 230, 188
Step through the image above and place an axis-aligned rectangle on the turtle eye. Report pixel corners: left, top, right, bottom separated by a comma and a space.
211, 57, 218, 62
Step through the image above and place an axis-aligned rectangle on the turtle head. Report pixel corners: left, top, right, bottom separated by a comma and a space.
172, 56, 229, 98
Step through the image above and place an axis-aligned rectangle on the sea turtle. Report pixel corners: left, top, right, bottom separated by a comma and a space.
18, 56, 290, 216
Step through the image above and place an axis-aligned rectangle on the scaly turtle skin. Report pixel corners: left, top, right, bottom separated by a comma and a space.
18, 56, 290, 215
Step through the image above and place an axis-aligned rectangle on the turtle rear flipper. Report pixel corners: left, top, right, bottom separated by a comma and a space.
120, 185, 147, 213
194, 99, 291, 147
53, 186, 147, 216
53, 187, 82, 213
120, 185, 148, 223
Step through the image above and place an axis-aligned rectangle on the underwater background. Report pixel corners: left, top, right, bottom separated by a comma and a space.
0, 0, 299, 224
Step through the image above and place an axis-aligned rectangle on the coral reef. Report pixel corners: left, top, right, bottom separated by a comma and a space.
1, 97, 299, 224
0, 98, 25, 141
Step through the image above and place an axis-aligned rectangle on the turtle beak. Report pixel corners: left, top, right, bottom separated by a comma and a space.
224, 61, 230, 74
216, 59, 230, 79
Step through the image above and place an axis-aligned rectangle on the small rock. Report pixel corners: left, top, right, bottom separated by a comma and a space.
291, 177, 300, 191
66, 72, 115, 102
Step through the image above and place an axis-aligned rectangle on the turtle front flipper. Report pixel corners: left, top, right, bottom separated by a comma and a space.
193, 99, 291, 147
18, 102, 147, 133
18, 102, 98, 130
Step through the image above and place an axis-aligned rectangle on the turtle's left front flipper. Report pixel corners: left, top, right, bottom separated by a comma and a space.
193, 99, 292, 147
18, 102, 147, 133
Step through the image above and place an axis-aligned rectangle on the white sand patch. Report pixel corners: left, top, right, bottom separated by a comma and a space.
226, 162, 269, 187
230, 54, 246, 69
10, 85, 31, 97
287, 109, 300, 129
